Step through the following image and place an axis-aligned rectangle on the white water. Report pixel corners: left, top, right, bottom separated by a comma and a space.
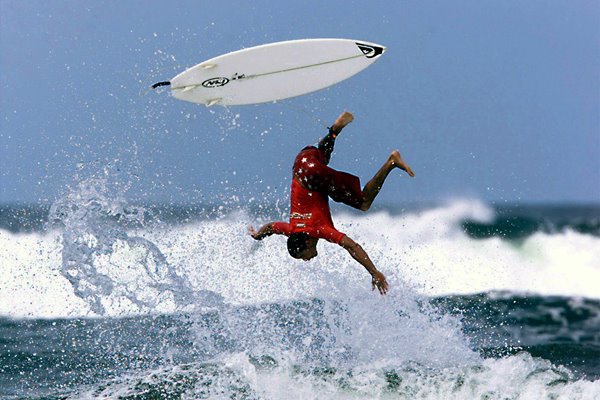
2, 186, 599, 398
81, 352, 599, 400
1, 199, 599, 319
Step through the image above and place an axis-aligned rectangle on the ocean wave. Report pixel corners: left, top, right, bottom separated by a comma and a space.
48, 352, 600, 400
1, 198, 599, 318
3, 295, 598, 398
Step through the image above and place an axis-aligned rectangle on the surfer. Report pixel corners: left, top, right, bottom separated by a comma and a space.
249, 112, 414, 295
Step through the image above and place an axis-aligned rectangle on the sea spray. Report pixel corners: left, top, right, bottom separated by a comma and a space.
2, 200, 599, 318
48, 170, 197, 315
181, 292, 478, 369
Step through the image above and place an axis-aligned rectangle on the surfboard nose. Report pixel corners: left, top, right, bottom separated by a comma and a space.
355, 42, 386, 59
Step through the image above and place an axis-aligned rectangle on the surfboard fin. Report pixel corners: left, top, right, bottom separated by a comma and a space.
181, 85, 198, 93
205, 98, 222, 107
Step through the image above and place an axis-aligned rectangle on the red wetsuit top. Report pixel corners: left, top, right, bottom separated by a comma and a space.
271, 146, 364, 244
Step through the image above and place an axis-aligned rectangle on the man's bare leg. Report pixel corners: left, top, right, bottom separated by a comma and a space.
318, 112, 354, 164
360, 150, 414, 211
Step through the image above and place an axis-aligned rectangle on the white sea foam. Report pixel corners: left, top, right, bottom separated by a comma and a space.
333, 199, 600, 300
1, 199, 599, 318
79, 352, 600, 400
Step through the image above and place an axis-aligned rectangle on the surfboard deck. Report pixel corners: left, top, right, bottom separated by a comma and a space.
158, 38, 386, 106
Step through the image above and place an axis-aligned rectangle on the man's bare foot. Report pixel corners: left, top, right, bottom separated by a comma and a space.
390, 150, 415, 177
330, 111, 354, 133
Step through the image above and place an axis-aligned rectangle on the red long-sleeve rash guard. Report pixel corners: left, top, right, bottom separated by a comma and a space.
271, 146, 364, 244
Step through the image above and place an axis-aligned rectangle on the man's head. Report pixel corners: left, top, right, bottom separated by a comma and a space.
287, 233, 318, 260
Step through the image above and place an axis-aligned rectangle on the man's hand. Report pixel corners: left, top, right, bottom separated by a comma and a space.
248, 225, 262, 240
371, 271, 389, 295
248, 224, 273, 240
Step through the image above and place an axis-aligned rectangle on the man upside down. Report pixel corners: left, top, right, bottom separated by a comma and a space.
249, 111, 414, 295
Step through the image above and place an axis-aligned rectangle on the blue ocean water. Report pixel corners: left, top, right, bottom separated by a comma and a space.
1, 187, 599, 399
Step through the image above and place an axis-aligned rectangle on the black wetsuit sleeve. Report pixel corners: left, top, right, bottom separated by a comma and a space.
317, 127, 338, 165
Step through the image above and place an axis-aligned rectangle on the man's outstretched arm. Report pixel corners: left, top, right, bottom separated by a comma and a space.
248, 222, 292, 240
339, 235, 389, 295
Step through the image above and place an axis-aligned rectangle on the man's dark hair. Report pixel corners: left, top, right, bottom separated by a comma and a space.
287, 233, 310, 258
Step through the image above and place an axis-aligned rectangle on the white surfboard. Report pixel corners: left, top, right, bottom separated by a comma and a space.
151, 38, 386, 106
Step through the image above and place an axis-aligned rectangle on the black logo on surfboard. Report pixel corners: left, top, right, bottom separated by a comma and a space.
202, 77, 229, 88
356, 43, 385, 59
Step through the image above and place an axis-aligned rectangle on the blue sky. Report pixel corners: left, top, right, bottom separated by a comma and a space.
1, 0, 599, 205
